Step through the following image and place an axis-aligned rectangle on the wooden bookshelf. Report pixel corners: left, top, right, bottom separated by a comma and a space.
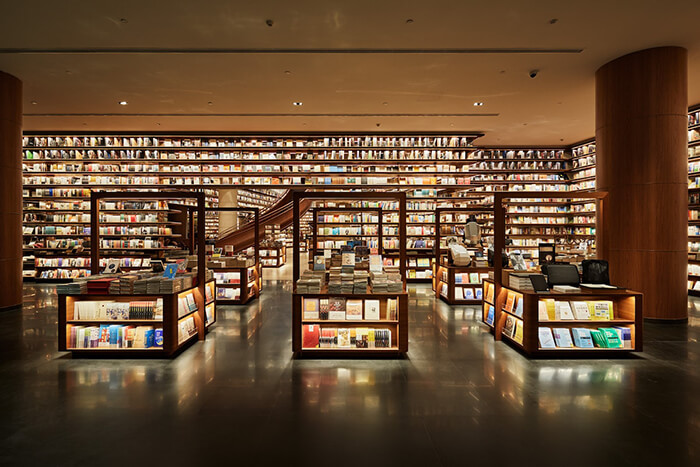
292, 191, 408, 357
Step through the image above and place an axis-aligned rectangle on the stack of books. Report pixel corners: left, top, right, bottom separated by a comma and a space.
108, 280, 121, 294
386, 267, 403, 293
369, 271, 388, 293
147, 277, 162, 294
57, 281, 88, 294
119, 275, 139, 294
509, 273, 533, 291
160, 278, 183, 294
353, 270, 369, 293
296, 271, 323, 293
86, 278, 116, 294
340, 271, 354, 294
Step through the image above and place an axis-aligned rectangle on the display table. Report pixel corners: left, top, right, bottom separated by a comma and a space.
260, 247, 286, 268
213, 264, 261, 305
434, 258, 491, 305
483, 278, 643, 357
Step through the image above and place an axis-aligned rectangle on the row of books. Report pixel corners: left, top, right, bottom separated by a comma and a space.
317, 227, 378, 236
177, 316, 197, 345
38, 269, 90, 279
538, 327, 632, 349
302, 325, 393, 349
68, 324, 161, 349
99, 227, 173, 235
24, 135, 474, 148
538, 300, 615, 321
23, 226, 90, 235
454, 272, 488, 284
73, 300, 163, 321
407, 270, 432, 279
408, 258, 431, 267
303, 297, 398, 321
317, 214, 380, 223
177, 292, 198, 319
216, 287, 242, 300
261, 258, 283, 266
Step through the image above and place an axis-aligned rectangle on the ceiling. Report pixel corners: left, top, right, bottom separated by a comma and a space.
2, 0, 700, 145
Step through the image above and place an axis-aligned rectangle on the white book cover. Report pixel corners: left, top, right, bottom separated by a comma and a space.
553, 328, 574, 348
538, 301, 549, 321
364, 299, 380, 320
571, 301, 591, 320
538, 327, 556, 348
556, 301, 575, 320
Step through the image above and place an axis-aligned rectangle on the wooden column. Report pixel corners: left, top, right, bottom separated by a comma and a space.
596, 46, 688, 321
0, 71, 22, 311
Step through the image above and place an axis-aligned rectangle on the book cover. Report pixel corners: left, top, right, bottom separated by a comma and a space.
571, 328, 594, 348
369, 254, 382, 273
556, 301, 575, 320
538, 327, 556, 348
464, 288, 475, 300
313, 255, 326, 271
329, 297, 346, 312
600, 327, 622, 348
538, 301, 549, 321
337, 328, 351, 348
319, 299, 329, 320
571, 301, 591, 320
302, 325, 320, 348
503, 315, 516, 338
504, 292, 515, 313
163, 264, 178, 279
513, 319, 524, 344
514, 297, 524, 318
469, 273, 479, 284
303, 298, 320, 320
485, 283, 495, 303
364, 299, 380, 320
542, 299, 556, 320
341, 252, 355, 267
552, 328, 574, 348
346, 299, 363, 320
475, 288, 483, 300
387, 298, 398, 321
589, 301, 614, 320
589, 329, 607, 348
613, 326, 633, 348
485, 305, 495, 326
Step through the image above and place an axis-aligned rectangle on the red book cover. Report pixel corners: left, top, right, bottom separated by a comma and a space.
302, 325, 320, 348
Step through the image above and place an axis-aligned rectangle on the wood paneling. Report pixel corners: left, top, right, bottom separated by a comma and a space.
0, 71, 22, 310
596, 46, 688, 320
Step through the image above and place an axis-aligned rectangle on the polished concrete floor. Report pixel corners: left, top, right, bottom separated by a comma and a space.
1, 263, 699, 466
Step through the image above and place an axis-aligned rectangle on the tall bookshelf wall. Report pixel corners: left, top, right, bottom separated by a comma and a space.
688, 107, 700, 295
22, 133, 599, 281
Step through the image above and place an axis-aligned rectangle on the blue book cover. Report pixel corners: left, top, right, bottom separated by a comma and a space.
514, 298, 524, 318
475, 288, 483, 300
144, 329, 155, 348
572, 328, 594, 348
485, 305, 495, 326
155, 329, 164, 347
108, 325, 120, 346
163, 264, 178, 279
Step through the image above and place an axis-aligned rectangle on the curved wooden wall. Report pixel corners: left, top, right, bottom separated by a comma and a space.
596, 47, 688, 321
0, 71, 23, 310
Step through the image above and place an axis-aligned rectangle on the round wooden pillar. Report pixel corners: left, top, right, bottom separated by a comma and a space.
596, 47, 688, 321
0, 71, 23, 311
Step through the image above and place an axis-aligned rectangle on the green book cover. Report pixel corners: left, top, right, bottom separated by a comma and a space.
600, 328, 622, 348
589, 329, 607, 348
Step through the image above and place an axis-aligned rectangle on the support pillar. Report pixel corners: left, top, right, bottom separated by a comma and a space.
0, 71, 23, 311
596, 46, 688, 321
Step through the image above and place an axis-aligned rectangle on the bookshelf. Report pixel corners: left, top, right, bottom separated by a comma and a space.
434, 207, 494, 305
206, 207, 261, 305
311, 207, 384, 262
484, 278, 643, 356
688, 107, 700, 296
58, 280, 213, 357
292, 192, 408, 357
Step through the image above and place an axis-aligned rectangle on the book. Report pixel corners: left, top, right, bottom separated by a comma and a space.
369, 254, 382, 273
542, 299, 556, 321
504, 292, 515, 313
589, 329, 607, 347
475, 288, 483, 300
503, 315, 516, 338
538, 301, 549, 321
552, 328, 574, 348
337, 328, 351, 347
485, 283, 495, 303
302, 324, 320, 348
513, 296, 523, 318
303, 298, 320, 320
613, 326, 633, 348
163, 264, 178, 279
341, 251, 355, 267
485, 305, 495, 326
313, 255, 326, 271
364, 299, 380, 320
346, 299, 363, 320
571, 328, 594, 348
464, 288, 475, 300
571, 301, 591, 320
513, 319, 524, 344
555, 301, 575, 320
387, 298, 398, 321
600, 327, 622, 348
538, 327, 556, 348
319, 299, 329, 320
589, 301, 614, 320
328, 297, 346, 320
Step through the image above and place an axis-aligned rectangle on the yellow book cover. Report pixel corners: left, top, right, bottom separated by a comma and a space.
504, 292, 515, 313
544, 299, 557, 321
513, 319, 524, 344
589, 301, 614, 320
485, 283, 495, 303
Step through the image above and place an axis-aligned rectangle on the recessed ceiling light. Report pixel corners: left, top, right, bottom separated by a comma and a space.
120, 18, 128, 24
30, 101, 37, 105
549, 18, 559, 24
266, 19, 274, 27
284, 70, 292, 75
293, 101, 303, 106
65, 70, 72, 75
406, 19, 414, 24
382, 102, 389, 106
473, 102, 484, 106
207, 101, 213, 106
119, 101, 128, 105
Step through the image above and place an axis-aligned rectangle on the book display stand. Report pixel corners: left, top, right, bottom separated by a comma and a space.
58, 191, 210, 357
434, 207, 493, 305
292, 192, 408, 357
490, 192, 643, 356
207, 207, 261, 308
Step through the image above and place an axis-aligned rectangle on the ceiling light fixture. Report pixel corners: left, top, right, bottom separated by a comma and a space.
119, 101, 128, 105
549, 18, 559, 24
293, 101, 303, 106
406, 19, 414, 24
382, 102, 389, 106
473, 102, 484, 106
30, 101, 37, 105
120, 18, 128, 24
207, 101, 213, 106
284, 70, 292, 75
